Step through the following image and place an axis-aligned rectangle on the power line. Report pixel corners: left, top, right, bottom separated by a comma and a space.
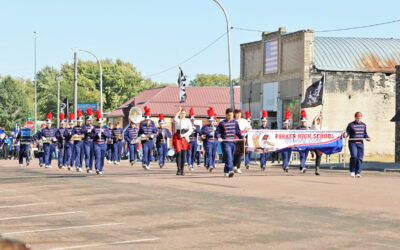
231, 26, 265, 33
316, 18, 400, 33
143, 31, 227, 78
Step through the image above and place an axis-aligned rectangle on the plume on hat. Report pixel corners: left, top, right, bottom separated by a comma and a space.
245, 110, 251, 119
60, 113, 65, 121
69, 112, 74, 121
262, 109, 268, 119
284, 110, 291, 120
95, 109, 102, 120
86, 107, 93, 116
189, 108, 194, 117
301, 109, 307, 118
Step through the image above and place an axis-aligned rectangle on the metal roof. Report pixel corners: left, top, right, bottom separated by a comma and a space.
314, 37, 400, 73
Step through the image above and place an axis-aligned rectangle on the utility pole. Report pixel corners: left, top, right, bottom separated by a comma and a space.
74, 52, 78, 121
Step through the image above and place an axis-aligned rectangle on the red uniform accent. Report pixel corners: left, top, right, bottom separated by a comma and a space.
284, 110, 291, 120
77, 108, 82, 118
355, 113, 362, 118
207, 107, 214, 117
86, 107, 93, 116
262, 109, 268, 118
172, 134, 190, 153
47, 112, 52, 120
189, 108, 194, 117
95, 110, 102, 119
301, 109, 307, 119
60, 113, 65, 121
245, 110, 251, 119
69, 112, 74, 121
144, 106, 151, 117
158, 113, 164, 121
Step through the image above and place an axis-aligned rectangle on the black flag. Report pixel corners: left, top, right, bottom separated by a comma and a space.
60, 97, 72, 115
301, 75, 324, 108
178, 67, 187, 103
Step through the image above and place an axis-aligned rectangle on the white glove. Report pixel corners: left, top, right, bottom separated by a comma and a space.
42, 137, 47, 141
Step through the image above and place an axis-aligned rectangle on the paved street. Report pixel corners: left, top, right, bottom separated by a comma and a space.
1, 159, 400, 249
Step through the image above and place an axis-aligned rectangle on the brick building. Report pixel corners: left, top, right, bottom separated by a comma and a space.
240, 27, 400, 159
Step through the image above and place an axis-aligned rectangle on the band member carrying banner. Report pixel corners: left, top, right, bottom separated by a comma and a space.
259, 109, 270, 171
282, 110, 292, 173
297, 109, 309, 173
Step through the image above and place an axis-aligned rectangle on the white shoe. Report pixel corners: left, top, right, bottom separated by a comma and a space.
107, 161, 111, 164
350, 172, 356, 178
236, 169, 242, 174
301, 168, 306, 173
62, 166, 66, 169
356, 174, 361, 178
86, 169, 91, 173
40, 164, 44, 167
228, 171, 234, 178
77, 168, 82, 172
245, 165, 250, 169
99, 171, 103, 175
130, 161, 135, 166
96, 169, 100, 174
19, 164, 23, 167
145, 165, 150, 170
45, 165, 51, 168
225, 173, 229, 177
234, 167, 238, 173
58, 165, 62, 169
190, 167, 194, 172
117, 162, 120, 165
68, 166, 72, 171
113, 161, 117, 165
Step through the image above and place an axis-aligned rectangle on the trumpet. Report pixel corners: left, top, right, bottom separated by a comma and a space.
72, 134, 84, 141
42, 137, 57, 143
140, 134, 154, 141
115, 134, 123, 141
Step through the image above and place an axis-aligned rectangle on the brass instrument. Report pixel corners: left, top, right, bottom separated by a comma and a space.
72, 134, 84, 141
42, 137, 57, 143
140, 134, 154, 141
115, 134, 123, 141
129, 107, 142, 124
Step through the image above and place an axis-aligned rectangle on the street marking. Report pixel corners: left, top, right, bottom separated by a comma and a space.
0, 211, 82, 221
46, 238, 160, 250
0, 202, 55, 209
4, 222, 124, 236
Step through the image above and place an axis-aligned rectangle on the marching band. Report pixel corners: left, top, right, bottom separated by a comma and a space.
8, 105, 370, 179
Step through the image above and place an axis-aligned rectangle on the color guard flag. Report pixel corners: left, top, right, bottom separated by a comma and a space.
178, 67, 187, 103
301, 75, 324, 108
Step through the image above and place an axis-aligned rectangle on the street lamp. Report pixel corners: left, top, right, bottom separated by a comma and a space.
72, 48, 103, 116
213, 0, 234, 109
34, 31, 37, 133
57, 72, 62, 128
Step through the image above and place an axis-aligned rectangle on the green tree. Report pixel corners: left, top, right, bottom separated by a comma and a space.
35, 59, 161, 119
189, 73, 239, 87
0, 76, 33, 132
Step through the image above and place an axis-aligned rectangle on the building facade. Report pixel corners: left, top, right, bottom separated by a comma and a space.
240, 27, 400, 159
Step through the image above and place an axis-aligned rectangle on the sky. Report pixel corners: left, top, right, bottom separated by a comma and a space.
0, 0, 399, 84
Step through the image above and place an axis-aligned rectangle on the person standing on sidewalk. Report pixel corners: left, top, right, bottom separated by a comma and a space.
311, 112, 323, 175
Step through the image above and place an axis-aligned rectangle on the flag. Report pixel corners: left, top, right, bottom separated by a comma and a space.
265, 39, 278, 73
12, 123, 20, 136
60, 97, 72, 115
178, 67, 187, 103
301, 75, 325, 108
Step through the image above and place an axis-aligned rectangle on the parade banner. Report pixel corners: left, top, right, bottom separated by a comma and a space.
247, 130, 343, 154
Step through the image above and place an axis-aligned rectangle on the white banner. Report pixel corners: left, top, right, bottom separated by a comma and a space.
247, 130, 343, 154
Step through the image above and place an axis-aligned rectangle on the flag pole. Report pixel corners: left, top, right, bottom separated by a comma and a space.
320, 72, 326, 129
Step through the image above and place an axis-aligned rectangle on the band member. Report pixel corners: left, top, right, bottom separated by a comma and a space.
201, 107, 218, 171
106, 123, 114, 164
343, 112, 370, 178
297, 109, 309, 173
244, 111, 253, 170
55, 113, 67, 169
217, 108, 243, 178
233, 109, 251, 173
124, 121, 139, 166
138, 106, 157, 170
16, 126, 31, 167
92, 110, 111, 174
40, 112, 57, 168
33, 123, 46, 167
111, 122, 124, 165
311, 112, 323, 175
156, 113, 171, 168
82, 108, 95, 173
281, 110, 292, 172
64, 113, 75, 170
259, 110, 270, 171
186, 108, 200, 171
72, 109, 84, 172
172, 108, 193, 175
